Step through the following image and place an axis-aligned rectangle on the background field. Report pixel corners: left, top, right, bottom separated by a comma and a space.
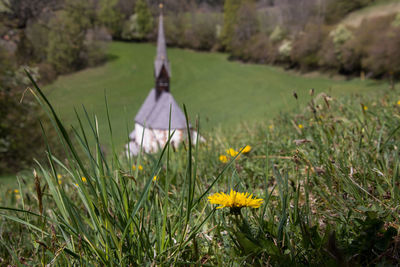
0, 41, 387, 187
43, 41, 386, 149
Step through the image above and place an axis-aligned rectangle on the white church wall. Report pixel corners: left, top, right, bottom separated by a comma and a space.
126, 123, 204, 156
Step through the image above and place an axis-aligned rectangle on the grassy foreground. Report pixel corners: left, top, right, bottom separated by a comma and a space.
1, 72, 399, 265
44, 41, 385, 149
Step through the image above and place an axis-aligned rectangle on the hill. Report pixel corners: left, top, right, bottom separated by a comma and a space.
43, 41, 387, 150
342, 1, 400, 27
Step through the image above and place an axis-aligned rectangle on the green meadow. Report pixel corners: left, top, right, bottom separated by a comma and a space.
2, 41, 400, 266
44, 41, 386, 149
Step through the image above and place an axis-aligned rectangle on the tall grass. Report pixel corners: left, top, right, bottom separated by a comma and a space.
1, 74, 400, 265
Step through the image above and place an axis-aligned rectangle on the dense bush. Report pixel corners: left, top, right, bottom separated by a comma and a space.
163, 12, 222, 50
291, 24, 329, 71
47, 0, 108, 74
0, 49, 59, 174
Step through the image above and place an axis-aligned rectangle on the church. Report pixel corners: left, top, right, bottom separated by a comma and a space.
126, 6, 203, 156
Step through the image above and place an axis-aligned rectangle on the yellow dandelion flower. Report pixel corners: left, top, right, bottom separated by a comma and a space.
226, 148, 239, 157
208, 189, 263, 213
363, 105, 368, 111
241, 145, 252, 154
219, 155, 228, 163
397, 100, 400, 106
153, 175, 157, 181
58, 180, 62, 185
298, 124, 303, 129
14, 189, 19, 194
57, 174, 62, 179
74, 183, 79, 187
81, 177, 87, 183
138, 165, 143, 171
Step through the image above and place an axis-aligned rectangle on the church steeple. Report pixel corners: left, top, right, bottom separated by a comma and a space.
154, 3, 170, 94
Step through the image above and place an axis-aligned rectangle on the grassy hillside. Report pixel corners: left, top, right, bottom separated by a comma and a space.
342, 0, 400, 27
44, 41, 386, 150
2, 75, 399, 265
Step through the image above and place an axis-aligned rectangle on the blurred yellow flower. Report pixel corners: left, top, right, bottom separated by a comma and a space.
15, 195, 21, 200
219, 155, 228, 163
269, 124, 274, 130
58, 180, 62, 185
57, 174, 62, 179
208, 189, 263, 211
241, 145, 252, 154
153, 175, 158, 181
132, 165, 143, 171
81, 177, 87, 183
226, 148, 239, 157
298, 124, 303, 129
363, 105, 368, 111
14, 189, 19, 194
397, 100, 400, 106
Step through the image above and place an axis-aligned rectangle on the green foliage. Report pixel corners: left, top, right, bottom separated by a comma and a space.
46, 0, 104, 74
330, 24, 353, 46
221, 0, 241, 50
135, 0, 153, 40
1, 72, 400, 265
269, 25, 286, 43
230, 0, 259, 58
392, 12, 400, 27
97, 0, 123, 37
0, 49, 57, 174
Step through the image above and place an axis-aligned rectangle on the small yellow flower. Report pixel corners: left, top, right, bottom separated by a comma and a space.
241, 145, 252, 154
153, 175, 157, 181
219, 155, 228, 163
14, 189, 19, 194
298, 124, 303, 129
74, 183, 79, 187
208, 189, 263, 212
397, 100, 400, 106
57, 174, 62, 179
58, 180, 62, 185
226, 148, 239, 157
132, 165, 143, 171
363, 105, 368, 111
81, 177, 87, 183
269, 124, 274, 130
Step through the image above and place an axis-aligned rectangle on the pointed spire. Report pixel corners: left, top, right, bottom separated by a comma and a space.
154, 3, 171, 79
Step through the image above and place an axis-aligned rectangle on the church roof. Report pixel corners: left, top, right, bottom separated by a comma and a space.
154, 13, 171, 78
135, 89, 189, 129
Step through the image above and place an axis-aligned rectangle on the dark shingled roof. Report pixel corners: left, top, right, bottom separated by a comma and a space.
154, 14, 171, 78
135, 89, 189, 129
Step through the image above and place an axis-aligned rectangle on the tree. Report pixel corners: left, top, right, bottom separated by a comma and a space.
135, 0, 153, 39
0, 47, 56, 174
97, 0, 123, 37
221, 0, 241, 50
46, 0, 95, 73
